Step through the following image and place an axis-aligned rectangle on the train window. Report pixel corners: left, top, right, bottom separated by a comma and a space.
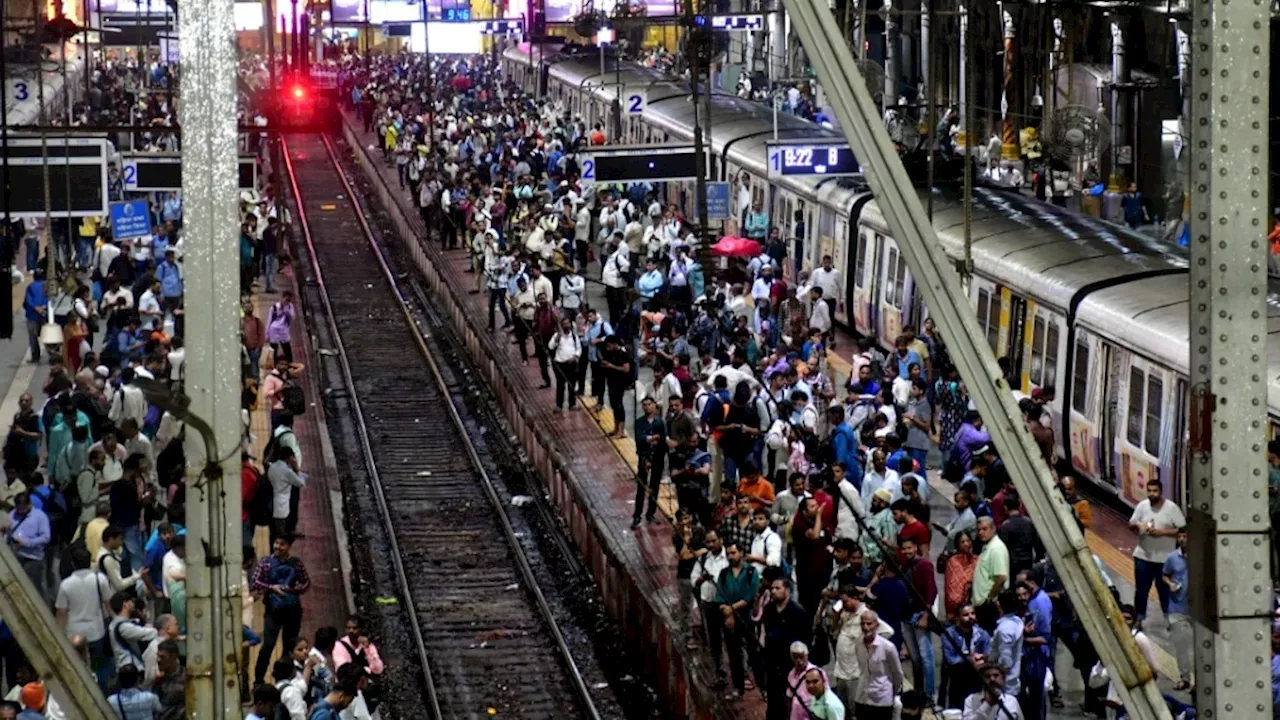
1029, 316, 1060, 388
1071, 339, 1089, 414
1145, 374, 1163, 456
1127, 367, 1145, 447
855, 233, 869, 288
893, 255, 907, 308
884, 249, 900, 309
976, 289, 999, 352
1030, 317, 1046, 386
1045, 322, 1060, 388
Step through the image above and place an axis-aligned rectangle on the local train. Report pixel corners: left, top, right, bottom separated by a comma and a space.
499, 43, 1280, 510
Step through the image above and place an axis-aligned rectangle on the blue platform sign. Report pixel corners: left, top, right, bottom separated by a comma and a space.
110, 200, 152, 240
704, 181, 730, 221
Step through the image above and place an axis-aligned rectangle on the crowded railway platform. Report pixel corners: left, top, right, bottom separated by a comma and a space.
317, 46, 1213, 720
0, 23, 1244, 720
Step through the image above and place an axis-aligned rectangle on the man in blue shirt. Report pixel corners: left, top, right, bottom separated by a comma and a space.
7, 493, 50, 600
1017, 571, 1054, 718
990, 589, 1025, 697
155, 248, 183, 331
1163, 528, 1192, 691
21, 271, 46, 363
941, 602, 992, 708
893, 335, 925, 382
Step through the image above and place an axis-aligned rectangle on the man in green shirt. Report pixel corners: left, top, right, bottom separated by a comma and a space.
972, 515, 1010, 611
715, 542, 760, 698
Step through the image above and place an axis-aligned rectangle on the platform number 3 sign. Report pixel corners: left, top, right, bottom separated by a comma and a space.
625, 91, 646, 115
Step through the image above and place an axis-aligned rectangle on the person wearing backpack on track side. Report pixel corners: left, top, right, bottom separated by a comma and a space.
267, 443, 306, 546
269, 413, 304, 539
251, 534, 311, 686
262, 362, 306, 431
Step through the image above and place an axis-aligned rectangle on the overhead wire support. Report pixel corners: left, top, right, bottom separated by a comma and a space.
776, 0, 1172, 717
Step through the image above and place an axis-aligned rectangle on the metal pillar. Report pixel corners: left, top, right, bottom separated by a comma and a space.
776, 0, 1172, 717
179, 0, 245, 710
919, 1, 929, 109
1186, 0, 1272, 714
1048, 14, 1063, 121
957, 0, 966, 127
882, 0, 898, 111
1108, 14, 1130, 188
0, 546, 113, 716
999, 5, 1018, 161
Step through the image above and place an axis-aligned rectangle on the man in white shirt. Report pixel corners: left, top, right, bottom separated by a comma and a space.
130, 233, 153, 276
963, 663, 1024, 719
751, 265, 776, 304
267, 447, 306, 544
557, 265, 584, 322
108, 369, 148, 427
810, 255, 840, 333
808, 287, 832, 339
54, 545, 112, 687
138, 279, 163, 331
746, 508, 782, 573
830, 585, 894, 705
142, 613, 180, 687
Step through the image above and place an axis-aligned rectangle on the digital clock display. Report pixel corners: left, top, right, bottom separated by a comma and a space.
767, 144, 860, 179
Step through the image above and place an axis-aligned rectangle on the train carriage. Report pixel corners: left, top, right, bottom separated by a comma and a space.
499, 43, 1280, 510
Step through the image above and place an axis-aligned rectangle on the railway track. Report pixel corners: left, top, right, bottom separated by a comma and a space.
281, 132, 604, 720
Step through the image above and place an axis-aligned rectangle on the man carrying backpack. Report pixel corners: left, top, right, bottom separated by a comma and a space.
266, 415, 304, 540
250, 535, 311, 686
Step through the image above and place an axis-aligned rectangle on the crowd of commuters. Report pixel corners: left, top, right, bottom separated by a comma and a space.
0, 54, 384, 719
333, 44, 1212, 720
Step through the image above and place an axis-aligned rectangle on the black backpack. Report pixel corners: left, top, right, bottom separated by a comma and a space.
280, 380, 306, 416
247, 464, 274, 528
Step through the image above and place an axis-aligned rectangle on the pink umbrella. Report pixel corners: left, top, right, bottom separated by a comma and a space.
710, 236, 763, 257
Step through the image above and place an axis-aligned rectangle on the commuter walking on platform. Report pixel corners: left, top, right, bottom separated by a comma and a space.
251, 535, 311, 685
548, 317, 581, 410
633, 397, 665, 527
1127, 478, 1185, 623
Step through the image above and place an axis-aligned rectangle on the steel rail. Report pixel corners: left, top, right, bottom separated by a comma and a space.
280, 134, 444, 719
285, 130, 603, 720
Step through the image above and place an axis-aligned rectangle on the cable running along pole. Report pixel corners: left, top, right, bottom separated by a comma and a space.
774, 0, 1171, 716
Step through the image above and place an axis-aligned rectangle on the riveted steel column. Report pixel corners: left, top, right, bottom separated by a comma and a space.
1186, 0, 1272, 716
180, 0, 245, 711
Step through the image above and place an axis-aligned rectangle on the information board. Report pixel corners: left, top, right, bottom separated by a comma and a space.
581, 146, 704, 183
239, 156, 259, 191
0, 137, 109, 218
766, 142, 861, 179
122, 153, 182, 192
109, 200, 153, 240
704, 181, 730, 220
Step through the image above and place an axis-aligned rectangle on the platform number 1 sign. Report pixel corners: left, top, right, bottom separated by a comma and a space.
625, 90, 647, 115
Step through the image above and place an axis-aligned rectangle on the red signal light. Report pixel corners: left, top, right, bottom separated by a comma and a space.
292, 85, 305, 99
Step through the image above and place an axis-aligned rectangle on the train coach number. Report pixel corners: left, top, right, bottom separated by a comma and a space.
626, 92, 646, 115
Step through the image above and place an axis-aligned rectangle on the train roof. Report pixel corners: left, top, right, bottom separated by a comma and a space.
511, 43, 1280, 416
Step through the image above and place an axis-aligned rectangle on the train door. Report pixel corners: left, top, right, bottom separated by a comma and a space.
846, 223, 872, 336
1172, 377, 1189, 508
1005, 294, 1028, 389
1112, 349, 1172, 506
877, 236, 907, 344
1067, 332, 1106, 484
969, 276, 1001, 356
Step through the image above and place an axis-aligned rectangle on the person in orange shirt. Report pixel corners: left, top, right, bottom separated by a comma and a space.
735, 460, 776, 510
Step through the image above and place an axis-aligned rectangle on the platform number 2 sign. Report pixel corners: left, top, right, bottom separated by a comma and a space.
626, 91, 646, 115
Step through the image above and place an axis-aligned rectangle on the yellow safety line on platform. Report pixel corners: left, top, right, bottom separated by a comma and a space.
577, 395, 679, 519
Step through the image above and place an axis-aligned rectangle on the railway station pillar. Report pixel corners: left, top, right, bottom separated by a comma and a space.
999, 5, 1018, 162
179, 0, 247, 712
1186, 0, 1273, 716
